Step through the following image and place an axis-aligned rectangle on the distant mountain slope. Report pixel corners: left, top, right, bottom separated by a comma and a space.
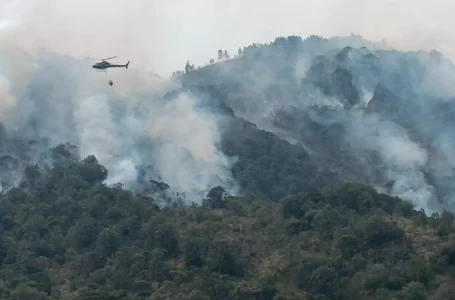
178, 35, 455, 213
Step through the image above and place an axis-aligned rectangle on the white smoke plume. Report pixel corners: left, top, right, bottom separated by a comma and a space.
73, 94, 119, 166
0, 44, 239, 203
182, 36, 455, 215
0, 73, 16, 122
0, 0, 243, 203
345, 113, 438, 213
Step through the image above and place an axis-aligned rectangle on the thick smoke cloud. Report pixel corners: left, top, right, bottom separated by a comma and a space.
0, 46, 239, 204
344, 113, 437, 212
0, 73, 16, 122
183, 36, 455, 214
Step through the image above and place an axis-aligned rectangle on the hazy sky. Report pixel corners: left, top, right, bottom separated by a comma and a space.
1, 0, 455, 76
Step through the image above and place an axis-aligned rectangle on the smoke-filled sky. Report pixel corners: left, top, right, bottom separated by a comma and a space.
1, 0, 455, 76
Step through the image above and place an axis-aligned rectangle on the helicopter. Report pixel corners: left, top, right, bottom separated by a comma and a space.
85, 56, 130, 72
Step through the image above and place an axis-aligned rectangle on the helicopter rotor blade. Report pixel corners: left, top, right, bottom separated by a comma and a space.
85, 56, 117, 61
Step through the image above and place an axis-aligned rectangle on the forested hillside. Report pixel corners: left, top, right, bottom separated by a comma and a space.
2, 34, 455, 299
179, 34, 455, 214
2, 145, 455, 300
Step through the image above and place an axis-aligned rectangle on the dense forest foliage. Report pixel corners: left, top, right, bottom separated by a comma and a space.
0, 142, 455, 300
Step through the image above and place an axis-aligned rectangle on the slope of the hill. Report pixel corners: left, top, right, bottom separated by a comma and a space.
178, 35, 455, 214
1, 149, 455, 300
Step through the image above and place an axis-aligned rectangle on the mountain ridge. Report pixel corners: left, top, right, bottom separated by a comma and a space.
176, 35, 455, 213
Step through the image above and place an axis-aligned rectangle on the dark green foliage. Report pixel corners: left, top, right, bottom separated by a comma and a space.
70, 285, 136, 300
221, 118, 329, 201
331, 67, 360, 106
183, 238, 208, 268
0, 152, 452, 299
436, 211, 455, 236
204, 186, 228, 209
337, 234, 362, 259
363, 216, 405, 249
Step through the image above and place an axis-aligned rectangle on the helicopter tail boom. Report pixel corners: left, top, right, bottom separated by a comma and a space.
108, 62, 130, 68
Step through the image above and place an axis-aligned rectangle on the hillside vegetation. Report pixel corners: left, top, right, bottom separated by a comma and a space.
179, 34, 455, 212
1, 144, 455, 300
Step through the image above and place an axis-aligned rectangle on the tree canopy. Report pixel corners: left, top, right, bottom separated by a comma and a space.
0, 145, 454, 299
